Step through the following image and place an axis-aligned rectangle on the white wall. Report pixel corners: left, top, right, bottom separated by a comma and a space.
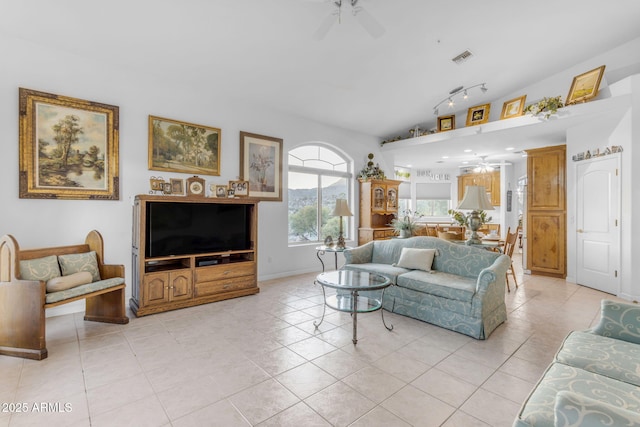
0, 34, 383, 315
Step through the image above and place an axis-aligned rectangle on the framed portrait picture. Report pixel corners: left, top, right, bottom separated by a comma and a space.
500, 95, 527, 120
566, 65, 606, 105
170, 178, 184, 195
240, 131, 283, 201
148, 115, 220, 176
229, 180, 249, 197
18, 88, 119, 200
214, 185, 228, 198
466, 103, 491, 126
437, 115, 455, 132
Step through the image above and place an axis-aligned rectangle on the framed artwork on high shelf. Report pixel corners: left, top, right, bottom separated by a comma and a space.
500, 95, 527, 120
466, 103, 491, 126
437, 115, 455, 132
148, 115, 220, 176
18, 88, 120, 200
566, 65, 606, 105
240, 131, 283, 201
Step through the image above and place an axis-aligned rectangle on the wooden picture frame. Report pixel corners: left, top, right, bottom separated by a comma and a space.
214, 184, 228, 198
170, 178, 184, 195
240, 131, 283, 201
466, 103, 491, 126
148, 115, 220, 176
18, 88, 119, 200
437, 115, 455, 132
566, 65, 606, 105
500, 95, 527, 120
229, 180, 249, 197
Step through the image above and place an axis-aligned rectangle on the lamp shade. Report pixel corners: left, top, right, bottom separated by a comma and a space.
332, 199, 353, 217
457, 186, 494, 210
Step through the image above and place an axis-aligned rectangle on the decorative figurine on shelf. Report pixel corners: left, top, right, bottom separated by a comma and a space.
358, 153, 386, 181
324, 235, 334, 247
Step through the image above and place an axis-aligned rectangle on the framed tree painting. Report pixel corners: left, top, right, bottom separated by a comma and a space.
148, 116, 221, 176
240, 131, 283, 201
19, 88, 120, 200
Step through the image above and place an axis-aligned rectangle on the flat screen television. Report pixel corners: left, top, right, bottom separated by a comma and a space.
145, 201, 252, 258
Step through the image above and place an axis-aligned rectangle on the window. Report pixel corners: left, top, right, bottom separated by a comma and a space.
288, 145, 353, 244
415, 183, 452, 217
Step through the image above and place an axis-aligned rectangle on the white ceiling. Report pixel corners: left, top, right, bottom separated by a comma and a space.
3, 0, 640, 169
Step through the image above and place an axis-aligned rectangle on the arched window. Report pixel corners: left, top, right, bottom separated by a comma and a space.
288, 144, 353, 244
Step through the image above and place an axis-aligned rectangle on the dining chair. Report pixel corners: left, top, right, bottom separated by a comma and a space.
504, 226, 520, 292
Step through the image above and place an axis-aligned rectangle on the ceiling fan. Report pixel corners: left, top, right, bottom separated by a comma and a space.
460, 156, 510, 173
312, 0, 385, 40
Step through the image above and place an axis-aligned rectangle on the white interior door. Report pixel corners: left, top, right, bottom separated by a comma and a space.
576, 155, 620, 294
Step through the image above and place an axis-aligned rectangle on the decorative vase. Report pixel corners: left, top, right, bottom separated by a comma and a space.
399, 229, 410, 239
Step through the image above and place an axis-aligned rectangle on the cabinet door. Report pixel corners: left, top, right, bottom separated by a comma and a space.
386, 185, 398, 212
142, 272, 170, 307
371, 184, 386, 212
169, 271, 193, 301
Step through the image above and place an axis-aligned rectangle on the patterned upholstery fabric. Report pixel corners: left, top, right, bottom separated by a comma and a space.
45, 277, 124, 304
514, 300, 640, 427
343, 236, 510, 339
57, 251, 101, 282
19, 255, 61, 282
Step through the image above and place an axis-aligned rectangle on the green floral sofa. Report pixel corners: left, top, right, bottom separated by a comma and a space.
342, 236, 510, 339
514, 300, 640, 427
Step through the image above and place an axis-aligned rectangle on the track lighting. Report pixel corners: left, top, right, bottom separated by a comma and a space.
432, 83, 488, 115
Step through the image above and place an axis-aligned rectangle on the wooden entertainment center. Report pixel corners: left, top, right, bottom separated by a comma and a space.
130, 194, 259, 316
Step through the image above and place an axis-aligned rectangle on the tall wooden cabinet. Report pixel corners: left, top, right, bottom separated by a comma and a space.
358, 178, 402, 245
457, 171, 500, 206
130, 195, 260, 316
526, 145, 566, 277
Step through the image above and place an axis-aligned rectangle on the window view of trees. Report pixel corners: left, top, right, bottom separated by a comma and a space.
416, 199, 451, 217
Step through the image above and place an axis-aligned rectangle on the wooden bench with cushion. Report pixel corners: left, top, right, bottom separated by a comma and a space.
0, 230, 129, 360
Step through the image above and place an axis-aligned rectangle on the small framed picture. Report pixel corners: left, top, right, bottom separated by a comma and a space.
149, 177, 165, 192
437, 115, 455, 132
227, 188, 235, 198
214, 185, 228, 198
229, 180, 249, 197
162, 182, 172, 194
170, 178, 184, 195
566, 65, 606, 105
466, 103, 491, 126
500, 95, 526, 120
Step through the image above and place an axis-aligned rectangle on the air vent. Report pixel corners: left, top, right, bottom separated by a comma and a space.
452, 50, 473, 65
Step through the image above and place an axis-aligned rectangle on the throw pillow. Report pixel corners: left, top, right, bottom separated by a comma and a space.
46, 271, 93, 293
394, 248, 436, 271
19, 255, 62, 282
57, 251, 101, 282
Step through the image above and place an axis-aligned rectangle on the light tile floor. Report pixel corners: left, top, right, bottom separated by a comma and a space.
0, 254, 629, 426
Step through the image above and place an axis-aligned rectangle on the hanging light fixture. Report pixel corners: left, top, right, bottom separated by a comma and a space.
433, 83, 488, 115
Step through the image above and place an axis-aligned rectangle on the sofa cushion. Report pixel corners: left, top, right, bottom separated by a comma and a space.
554, 390, 640, 427
555, 331, 640, 387
592, 300, 640, 345
46, 271, 93, 293
394, 248, 436, 271
57, 251, 101, 282
343, 263, 410, 285
396, 270, 476, 302
19, 255, 61, 282
516, 362, 640, 427
45, 277, 124, 305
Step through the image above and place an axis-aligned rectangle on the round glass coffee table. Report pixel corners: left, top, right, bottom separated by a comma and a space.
314, 270, 393, 344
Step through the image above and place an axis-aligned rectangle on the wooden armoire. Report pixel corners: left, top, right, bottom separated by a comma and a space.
526, 145, 566, 277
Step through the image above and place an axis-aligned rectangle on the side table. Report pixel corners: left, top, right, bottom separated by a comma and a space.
315, 245, 351, 272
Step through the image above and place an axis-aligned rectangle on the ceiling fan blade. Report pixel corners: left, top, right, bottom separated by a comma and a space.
354, 6, 385, 38
313, 11, 338, 40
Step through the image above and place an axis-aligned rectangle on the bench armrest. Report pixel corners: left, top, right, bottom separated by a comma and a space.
343, 242, 374, 265
591, 299, 640, 345
101, 263, 124, 280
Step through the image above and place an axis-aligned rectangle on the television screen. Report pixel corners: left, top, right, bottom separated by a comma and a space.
146, 202, 252, 258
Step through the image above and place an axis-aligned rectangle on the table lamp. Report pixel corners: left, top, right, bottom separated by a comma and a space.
457, 185, 494, 245
332, 199, 353, 249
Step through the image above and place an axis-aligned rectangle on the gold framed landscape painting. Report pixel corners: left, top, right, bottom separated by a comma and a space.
148, 116, 221, 176
500, 95, 527, 120
437, 115, 455, 132
466, 103, 491, 126
240, 131, 283, 201
19, 88, 119, 200
566, 65, 606, 105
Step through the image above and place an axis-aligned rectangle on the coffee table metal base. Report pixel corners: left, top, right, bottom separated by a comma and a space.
314, 284, 393, 344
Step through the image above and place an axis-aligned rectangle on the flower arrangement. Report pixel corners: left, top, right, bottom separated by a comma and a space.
358, 153, 386, 180
447, 209, 492, 227
390, 209, 423, 237
523, 96, 565, 119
